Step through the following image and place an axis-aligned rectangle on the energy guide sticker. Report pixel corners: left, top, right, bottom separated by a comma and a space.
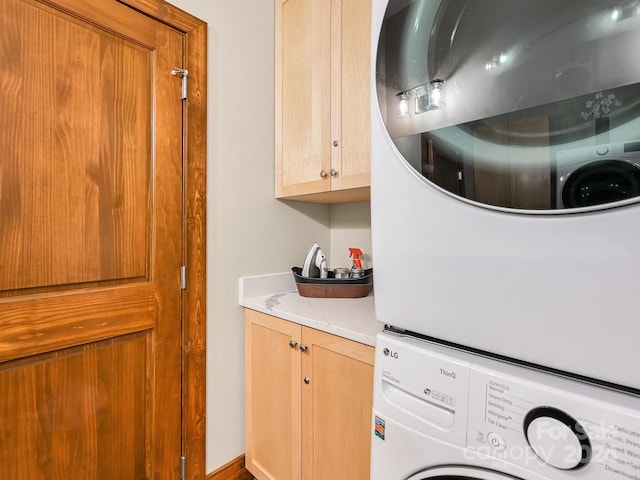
375, 416, 385, 440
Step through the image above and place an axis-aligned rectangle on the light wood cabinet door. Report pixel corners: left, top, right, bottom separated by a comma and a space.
245, 310, 302, 480
301, 327, 374, 480
275, 0, 371, 203
276, 0, 332, 198
245, 310, 374, 480
331, 0, 372, 194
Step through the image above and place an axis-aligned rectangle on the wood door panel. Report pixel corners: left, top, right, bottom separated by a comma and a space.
0, 285, 156, 362
0, 0, 186, 477
0, 333, 148, 479
0, 0, 152, 294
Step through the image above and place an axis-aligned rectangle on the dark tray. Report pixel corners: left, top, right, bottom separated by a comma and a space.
291, 267, 373, 298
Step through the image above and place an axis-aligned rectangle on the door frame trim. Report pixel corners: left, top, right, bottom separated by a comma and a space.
118, 1, 207, 478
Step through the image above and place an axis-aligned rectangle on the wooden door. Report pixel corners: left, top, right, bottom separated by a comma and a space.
301, 328, 374, 480
0, 0, 185, 477
508, 115, 551, 210
473, 116, 551, 209
245, 310, 302, 480
473, 122, 512, 208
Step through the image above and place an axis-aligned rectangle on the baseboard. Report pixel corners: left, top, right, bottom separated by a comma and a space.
206, 455, 253, 480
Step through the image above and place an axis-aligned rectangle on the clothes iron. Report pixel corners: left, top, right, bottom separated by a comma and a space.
301, 242, 328, 279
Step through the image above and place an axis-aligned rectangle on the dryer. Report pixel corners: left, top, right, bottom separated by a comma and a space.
371, 0, 640, 390
372, 330, 640, 480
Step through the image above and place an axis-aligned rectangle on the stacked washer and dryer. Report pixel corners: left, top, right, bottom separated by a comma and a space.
370, 1, 640, 479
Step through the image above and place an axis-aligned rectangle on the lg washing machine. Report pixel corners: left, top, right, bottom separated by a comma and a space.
372, 330, 640, 480
556, 142, 640, 209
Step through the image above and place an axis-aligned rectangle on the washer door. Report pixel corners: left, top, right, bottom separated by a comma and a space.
406, 466, 524, 480
561, 159, 640, 208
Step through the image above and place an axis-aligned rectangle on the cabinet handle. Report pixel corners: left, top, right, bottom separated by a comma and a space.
332, 140, 339, 147
320, 170, 327, 178
304, 377, 310, 385
299, 343, 308, 353
330, 169, 337, 177
289, 340, 298, 349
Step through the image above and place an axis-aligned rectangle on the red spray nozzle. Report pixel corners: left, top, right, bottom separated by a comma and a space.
349, 248, 363, 269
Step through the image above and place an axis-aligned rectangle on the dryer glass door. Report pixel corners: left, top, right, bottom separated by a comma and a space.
376, 0, 640, 213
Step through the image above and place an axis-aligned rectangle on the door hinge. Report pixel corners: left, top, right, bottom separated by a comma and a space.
180, 455, 186, 480
171, 68, 189, 100
181, 265, 187, 290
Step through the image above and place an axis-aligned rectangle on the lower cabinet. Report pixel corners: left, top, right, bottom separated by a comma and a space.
244, 309, 374, 480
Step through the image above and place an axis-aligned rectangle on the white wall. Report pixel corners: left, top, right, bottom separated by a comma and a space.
330, 202, 373, 270
166, 0, 371, 473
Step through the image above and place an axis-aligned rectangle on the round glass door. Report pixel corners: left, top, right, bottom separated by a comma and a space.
405, 466, 523, 480
561, 159, 640, 208
376, 0, 640, 213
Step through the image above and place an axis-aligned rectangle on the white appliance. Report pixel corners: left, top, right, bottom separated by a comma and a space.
556, 142, 640, 209
371, 0, 640, 389
372, 330, 640, 480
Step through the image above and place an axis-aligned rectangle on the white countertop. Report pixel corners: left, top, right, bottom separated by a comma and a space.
239, 272, 383, 346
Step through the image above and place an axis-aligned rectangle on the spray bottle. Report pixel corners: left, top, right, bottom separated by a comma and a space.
349, 248, 363, 270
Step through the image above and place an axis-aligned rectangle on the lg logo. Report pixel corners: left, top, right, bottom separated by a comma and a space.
383, 347, 398, 359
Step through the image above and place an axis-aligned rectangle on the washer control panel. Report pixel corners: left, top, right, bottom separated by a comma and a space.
466, 357, 640, 480
374, 331, 640, 480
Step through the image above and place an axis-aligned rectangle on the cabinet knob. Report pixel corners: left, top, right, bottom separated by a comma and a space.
320, 170, 327, 178
299, 343, 308, 353
304, 377, 310, 385
330, 169, 337, 177
333, 140, 339, 147
289, 340, 298, 349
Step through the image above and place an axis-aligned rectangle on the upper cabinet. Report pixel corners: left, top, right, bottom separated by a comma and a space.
275, 0, 371, 203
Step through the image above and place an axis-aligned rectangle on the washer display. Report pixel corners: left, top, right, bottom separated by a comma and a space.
372, 331, 640, 480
